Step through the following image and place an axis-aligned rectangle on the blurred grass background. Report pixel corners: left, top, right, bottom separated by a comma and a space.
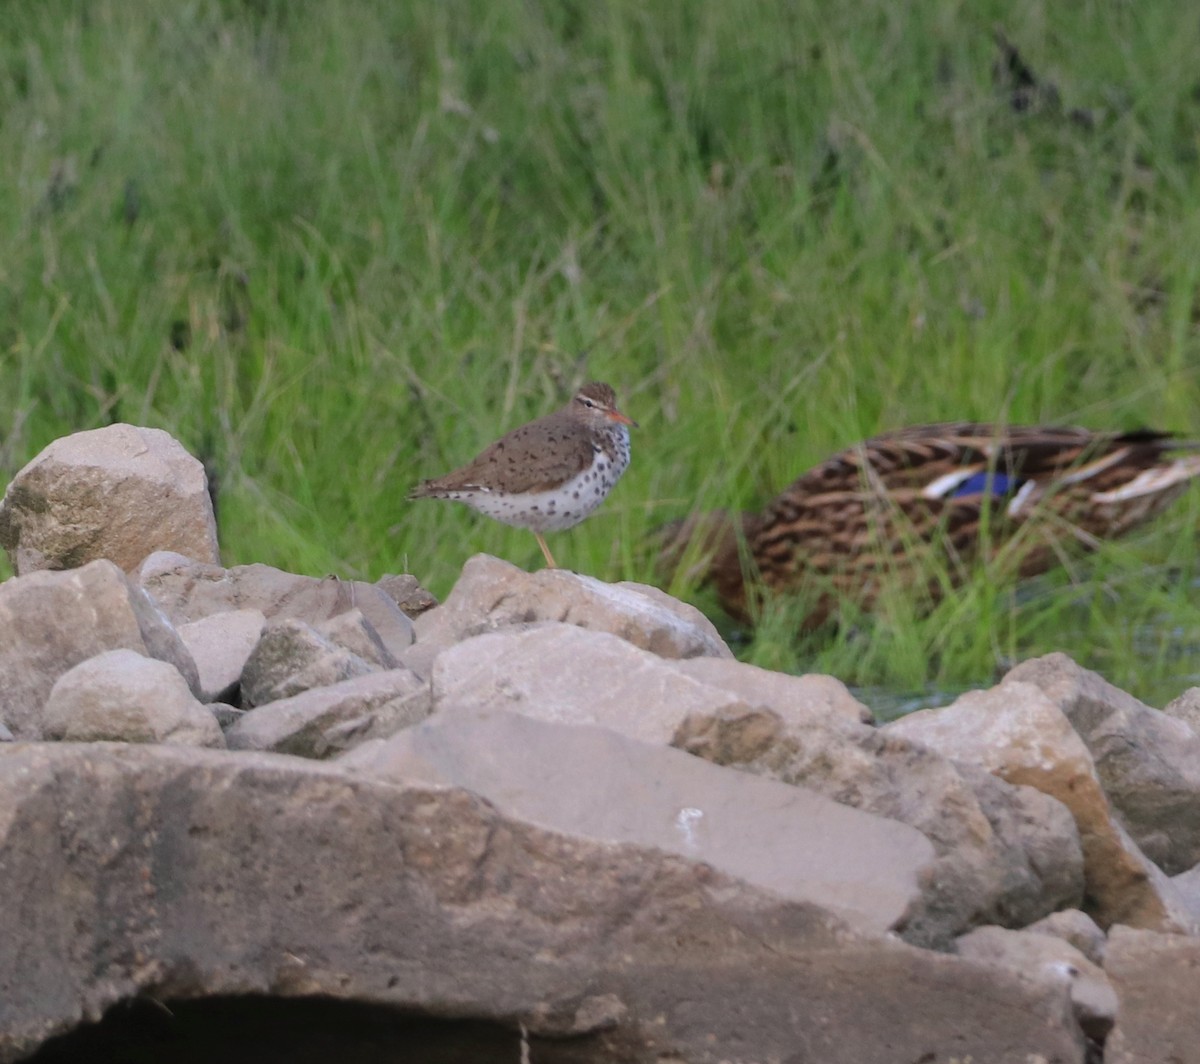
3, 0, 1200, 707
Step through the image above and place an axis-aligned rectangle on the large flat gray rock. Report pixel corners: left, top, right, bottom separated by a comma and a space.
0, 742, 1087, 1064
342, 706, 936, 936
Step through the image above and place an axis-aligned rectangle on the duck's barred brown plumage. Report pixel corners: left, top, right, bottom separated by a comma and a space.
661, 423, 1200, 625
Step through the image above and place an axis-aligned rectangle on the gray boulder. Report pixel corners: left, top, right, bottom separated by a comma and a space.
1104, 926, 1200, 1064
886, 680, 1197, 933
0, 423, 219, 575
0, 559, 199, 739
227, 669, 430, 758
178, 608, 265, 702
1007, 653, 1200, 874
138, 553, 415, 661
677, 698, 1083, 946
406, 554, 731, 675
0, 742, 1089, 1063
239, 618, 376, 708
43, 649, 223, 748
342, 706, 937, 937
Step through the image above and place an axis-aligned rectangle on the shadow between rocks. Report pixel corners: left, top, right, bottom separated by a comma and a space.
20, 996, 545, 1064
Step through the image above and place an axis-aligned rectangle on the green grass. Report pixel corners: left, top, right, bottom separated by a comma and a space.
4, 0, 1200, 708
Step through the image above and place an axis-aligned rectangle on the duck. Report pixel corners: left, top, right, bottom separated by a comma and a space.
659, 423, 1200, 626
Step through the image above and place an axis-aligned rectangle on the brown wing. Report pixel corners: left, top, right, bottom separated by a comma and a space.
412, 414, 596, 496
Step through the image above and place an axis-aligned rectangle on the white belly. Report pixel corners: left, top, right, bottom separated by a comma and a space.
447, 430, 631, 532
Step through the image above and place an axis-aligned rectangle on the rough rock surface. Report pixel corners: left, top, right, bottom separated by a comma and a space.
342, 706, 937, 936
1007, 652, 1200, 874
0, 559, 200, 740
0, 742, 1088, 1064
1027, 908, 1109, 966
314, 608, 398, 669
886, 680, 1198, 933
1162, 685, 1200, 734
676, 698, 1083, 945
0, 423, 219, 575
375, 572, 438, 617
138, 553, 415, 660
431, 624, 746, 744
407, 554, 731, 674
240, 618, 377, 708
1103, 926, 1200, 1064
226, 670, 430, 757
42, 649, 224, 748
955, 924, 1117, 1041
671, 654, 875, 726
178, 608, 266, 703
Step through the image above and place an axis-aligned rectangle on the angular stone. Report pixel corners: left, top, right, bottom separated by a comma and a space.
1162, 686, 1200, 735
408, 554, 731, 675
315, 609, 397, 670
431, 624, 746, 744
0, 424, 219, 575
138, 553, 415, 661
1007, 653, 1200, 873
178, 609, 266, 702
375, 573, 438, 618
1104, 927, 1200, 1064
955, 925, 1116, 1041
0, 559, 200, 739
886, 681, 1197, 933
1026, 909, 1108, 966
0, 743, 1087, 1064
239, 619, 376, 708
671, 655, 874, 726
676, 698, 1082, 946
343, 706, 936, 935
43, 649, 223, 748
226, 670, 430, 758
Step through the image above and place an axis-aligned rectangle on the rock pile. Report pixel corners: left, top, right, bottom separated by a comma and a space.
2, 424, 1200, 1063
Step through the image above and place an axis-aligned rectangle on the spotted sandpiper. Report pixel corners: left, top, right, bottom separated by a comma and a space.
409, 381, 636, 568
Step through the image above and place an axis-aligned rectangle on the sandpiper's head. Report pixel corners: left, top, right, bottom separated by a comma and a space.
571, 381, 637, 428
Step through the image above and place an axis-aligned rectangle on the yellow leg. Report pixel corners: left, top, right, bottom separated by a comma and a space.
534, 531, 558, 568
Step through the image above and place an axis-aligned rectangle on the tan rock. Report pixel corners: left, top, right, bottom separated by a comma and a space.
0, 742, 1087, 1064
430, 624, 746, 744
314, 608, 397, 669
1104, 926, 1200, 1064
1007, 653, 1200, 873
671, 655, 874, 726
1026, 909, 1108, 966
227, 670, 430, 757
43, 649, 223, 748
677, 699, 1083, 946
0, 559, 199, 739
375, 572, 438, 618
0, 424, 219, 575
956, 925, 1116, 1041
1162, 686, 1200, 735
240, 618, 376, 708
408, 554, 731, 675
886, 681, 1197, 932
138, 553, 415, 661
179, 608, 266, 702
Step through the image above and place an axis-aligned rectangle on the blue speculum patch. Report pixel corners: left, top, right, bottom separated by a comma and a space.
949, 472, 1019, 499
